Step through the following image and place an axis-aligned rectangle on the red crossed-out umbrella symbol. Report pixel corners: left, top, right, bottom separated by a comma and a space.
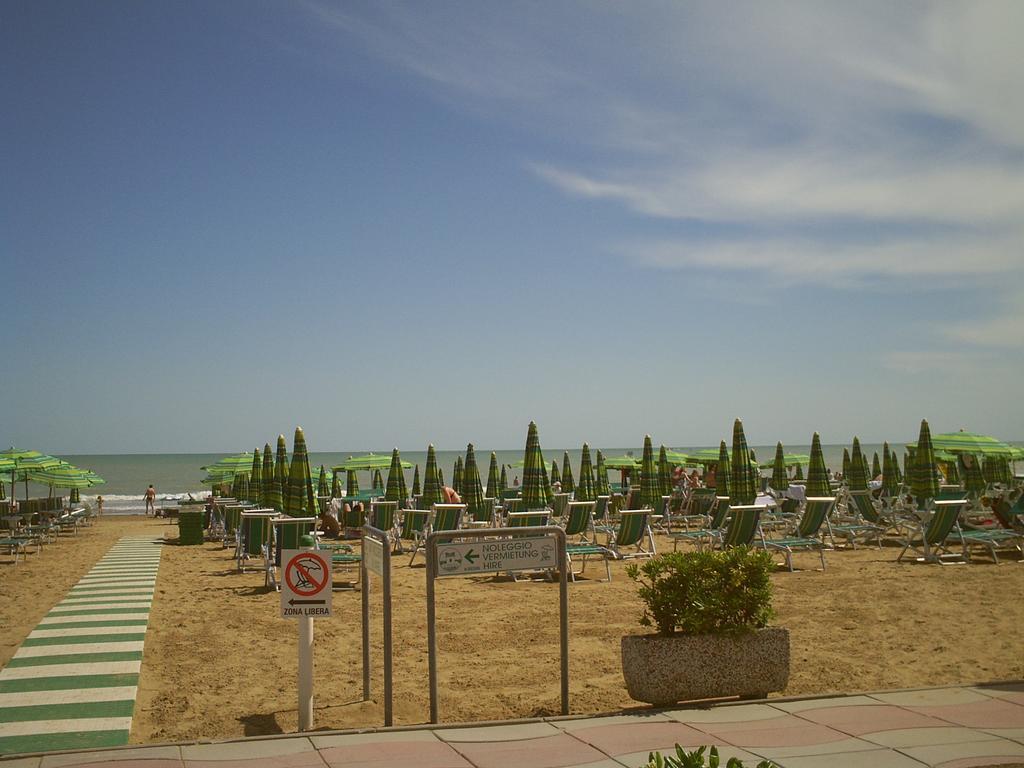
285, 553, 329, 596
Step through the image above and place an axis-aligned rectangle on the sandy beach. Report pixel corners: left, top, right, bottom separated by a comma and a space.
1, 515, 1022, 745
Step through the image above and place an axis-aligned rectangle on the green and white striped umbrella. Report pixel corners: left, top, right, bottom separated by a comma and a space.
983, 455, 1011, 485
541, 456, 552, 505
283, 427, 315, 516
894, 452, 904, 484
794, 462, 804, 481
686, 448, 725, 465
847, 437, 869, 492
716, 441, 731, 499
805, 433, 831, 498
657, 445, 672, 497
201, 452, 253, 486
561, 451, 575, 495
910, 419, 940, 506
333, 453, 396, 472
729, 420, 757, 506
638, 435, 660, 510
486, 452, 500, 498
550, 460, 561, 486
842, 448, 851, 479
317, 465, 330, 498
881, 441, 899, 496
452, 457, 464, 495
770, 442, 789, 491
385, 448, 409, 504
276, 435, 290, 496
595, 450, 610, 496
232, 473, 249, 501
908, 430, 1014, 458
25, 465, 105, 490
372, 469, 384, 492
249, 448, 262, 504
347, 469, 360, 497
603, 455, 641, 469
576, 443, 596, 502
961, 454, 985, 494
499, 464, 508, 494
262, 442, 282, 511
872, 452, 882, 480
462, 444, 486, 518
521, 422, 549, 510
330, 470, 341, 499
412, 464, 421, 497
422, 445, 446, 507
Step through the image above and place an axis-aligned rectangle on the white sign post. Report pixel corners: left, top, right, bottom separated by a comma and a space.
281, 545, 332, 731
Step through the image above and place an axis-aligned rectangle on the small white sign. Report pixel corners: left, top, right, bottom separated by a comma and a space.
435, 535, 558, 577
281, 549, 333, 618
364, 536, 385, 577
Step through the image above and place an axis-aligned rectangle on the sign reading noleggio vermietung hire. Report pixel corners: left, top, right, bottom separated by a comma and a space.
435, 535, 558, 576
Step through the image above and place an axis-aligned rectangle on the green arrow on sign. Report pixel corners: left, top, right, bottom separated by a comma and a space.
464, 549, 478, 564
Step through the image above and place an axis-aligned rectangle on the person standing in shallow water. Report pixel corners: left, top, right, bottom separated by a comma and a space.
144, 484, 156, 515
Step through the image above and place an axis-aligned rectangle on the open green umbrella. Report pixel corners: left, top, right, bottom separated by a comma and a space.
276, 435, 289, 497
603, 454, 640, 469
576, 443, 596, 502
910, 419, 940, 507
881, 441, 898, 496
770, 442, 789, 491
0, 449, 62, 504
422, 445, 446, 507
595, 450, 610, 496
385, 448, 409, 504
372, 468, 384, 492
347, 469, 360, 497
521, 422, 549, 510
729, 420, 757, 506
908, 430, 1014, 458
805, 433, 831, 497
658, 445, 672, 497
249, 448, 263, 504
262, 442, 282, 511
452, 457, 464, 495
872, 452, 882, 480
847, 437, 869, 492
462, 444, 486, 520
499, 464, 508, 494
412, 464, 421, 497
317, 465, 329, 497
333, 453, 395, 472
486, 452, 500, 498
561, 451, 575, 495
550, 460, 561, 486
636, 436, 660, 509
686, 448, 725, 465
201, 452, 254, 486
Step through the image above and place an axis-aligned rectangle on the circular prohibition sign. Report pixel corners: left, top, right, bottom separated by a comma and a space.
284, 551, 330, 597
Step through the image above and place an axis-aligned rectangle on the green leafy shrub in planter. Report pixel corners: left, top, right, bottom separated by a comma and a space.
643, 744, 776, 768
626, 547, 774, 637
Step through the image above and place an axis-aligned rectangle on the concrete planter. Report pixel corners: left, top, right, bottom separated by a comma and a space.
621, 627, 790, 706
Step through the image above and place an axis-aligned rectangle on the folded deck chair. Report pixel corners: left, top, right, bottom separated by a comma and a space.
897, 499, 970, 564
669, 497, 730, 551
828, 491, 886, 549
757, 497, 834, 571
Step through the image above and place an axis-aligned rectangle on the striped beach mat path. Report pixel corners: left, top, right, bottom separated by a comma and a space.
0, 536, 162, 755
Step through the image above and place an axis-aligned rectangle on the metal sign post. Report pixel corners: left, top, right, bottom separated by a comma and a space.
280, 539, 333, 732
426, 525, 568, 724
361, 525, 394, 726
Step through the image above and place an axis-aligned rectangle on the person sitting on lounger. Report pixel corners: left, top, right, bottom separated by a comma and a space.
442, 486, 462, 504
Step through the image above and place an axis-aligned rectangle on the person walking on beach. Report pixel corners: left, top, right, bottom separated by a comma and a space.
144, 484, 156, 515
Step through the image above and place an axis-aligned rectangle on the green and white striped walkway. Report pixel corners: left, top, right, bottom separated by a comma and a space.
0, 536, 162, 755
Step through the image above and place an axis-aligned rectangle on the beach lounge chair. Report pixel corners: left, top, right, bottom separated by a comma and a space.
465, 498, 496, 528
409, 504, 465, 566
550, 493, 570, 520
395, 508, 428, 555
560, 501, 611, 581
719, 504, 767, 550
669, 497, 730, 551
897, 499, 970, 564
562, 501, 596, 542
757, 497, 834, 571
591, 495, 612, 536
828, 491, 886, 549
674, 488, 718, 532
369, 501, 398, 538
950, 495, 1022, 563
606, 509, 656, 560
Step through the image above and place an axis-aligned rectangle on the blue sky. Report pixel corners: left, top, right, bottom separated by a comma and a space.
4, 1, 1023, 454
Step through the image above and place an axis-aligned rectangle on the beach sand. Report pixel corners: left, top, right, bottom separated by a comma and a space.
1, 516, 1022, 745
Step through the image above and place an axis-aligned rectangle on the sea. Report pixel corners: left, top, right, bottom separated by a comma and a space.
12, 442, 1006, 515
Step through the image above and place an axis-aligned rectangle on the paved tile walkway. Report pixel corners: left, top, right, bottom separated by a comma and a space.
1, 682, 1022, 767
0, 537, 162, 755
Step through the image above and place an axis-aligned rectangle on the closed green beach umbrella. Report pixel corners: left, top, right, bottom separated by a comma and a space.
561, 451, 575, 495
249, 448, 262, 504
794, 462, 804, 481
658, 445, 672, 497
550, 460, 561, 486
910, 419, 940, 507
522, 421, 549, 510
330, 470, 341, 499
412, 464, 421, 497
770, 442, 789, 491
346, 468, 360, 497
716, 441, 731, 498
638, 435, 660, 510
486, 452, 500, 498
437, 467, 445, 489
595, 450, 610, 496
262, 443, 281, 510
806, 433, 831, 498
729, 419, 757, 506
576, 443, 596, 502
372, 468, 384, 492
881, 441, 899, 496
842, 448, 851, 479
945, 459, 961, 485
893, 451, 903, 484
385, 448, 408, 504
499, 464, 508, 494
453, 457, 464, 495
872, 452, 882, 480
422, 445, 446, 507
283, 427, 315, 516
317, 465, 329, 498
276, 435, 289, 496
847, 437, 869, 492
462, 443, 486, 519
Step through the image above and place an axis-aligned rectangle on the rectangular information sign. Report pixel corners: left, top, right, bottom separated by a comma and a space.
435, 535, 558, 577
364, 536, 385, 577
281, 549, 333, 618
